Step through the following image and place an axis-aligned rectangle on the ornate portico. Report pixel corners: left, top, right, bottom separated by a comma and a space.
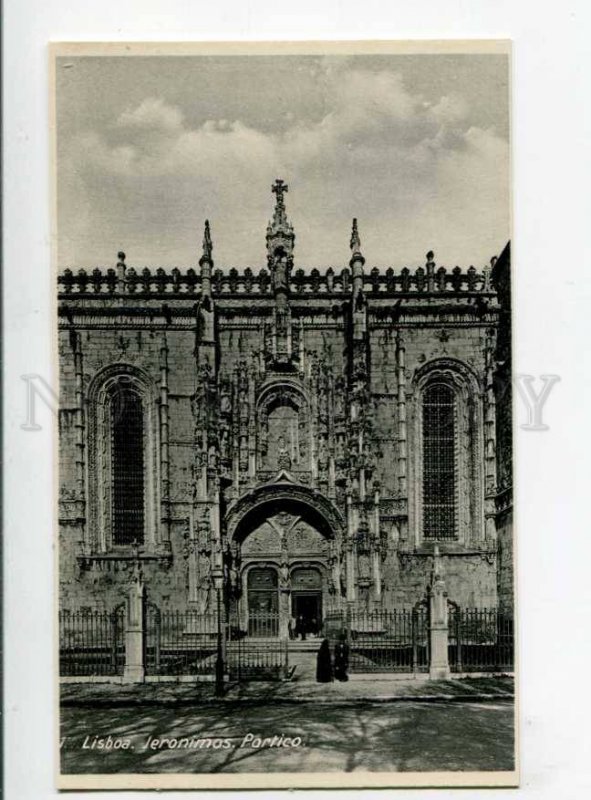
225, 475, 345, 636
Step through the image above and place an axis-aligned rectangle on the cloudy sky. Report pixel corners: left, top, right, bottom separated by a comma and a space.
55, 52, 510, 271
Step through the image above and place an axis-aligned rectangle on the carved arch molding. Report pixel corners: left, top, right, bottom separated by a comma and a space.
226, 483, 345, 543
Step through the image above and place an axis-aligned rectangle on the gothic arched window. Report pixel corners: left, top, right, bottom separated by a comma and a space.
422, 383, 458, 541
111, 384, 145, 546
87, 367, 159, 553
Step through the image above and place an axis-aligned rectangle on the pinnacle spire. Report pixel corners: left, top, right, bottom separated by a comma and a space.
350, 218, 362, 255
266, 178, 295, 266
349, 218, 365, 267
271, 179, 289, 227
200, 219, 213, 265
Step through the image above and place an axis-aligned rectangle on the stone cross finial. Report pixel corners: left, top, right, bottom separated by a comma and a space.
272, 178, 289, 210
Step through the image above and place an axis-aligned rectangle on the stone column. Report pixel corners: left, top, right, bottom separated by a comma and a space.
123, 570, 145, 683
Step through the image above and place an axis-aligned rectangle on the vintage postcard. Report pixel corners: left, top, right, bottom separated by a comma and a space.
53, 40, 516, 790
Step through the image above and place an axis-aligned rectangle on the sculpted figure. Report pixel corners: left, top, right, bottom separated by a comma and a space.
277, 434, 292, 470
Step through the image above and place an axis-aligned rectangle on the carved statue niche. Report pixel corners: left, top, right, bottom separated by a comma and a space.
197, 508, 211, 554
257, 387, 307, 473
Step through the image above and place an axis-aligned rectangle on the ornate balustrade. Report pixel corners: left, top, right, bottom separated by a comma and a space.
58, 263, 492, 297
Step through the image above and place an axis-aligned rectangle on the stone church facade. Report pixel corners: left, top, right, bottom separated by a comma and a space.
58, 180, 513, 634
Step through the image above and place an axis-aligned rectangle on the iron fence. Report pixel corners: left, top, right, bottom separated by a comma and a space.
448, 607, 514, 672
227, 636, 289, 681
59, 606, 124, 676
144, 607, 219, 676
227, 612, 288, 680
348, 608, 429, 673
325, 607, 429, 673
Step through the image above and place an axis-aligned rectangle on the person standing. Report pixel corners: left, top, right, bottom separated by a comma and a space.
316, 639, 333, 683
333, 631, 350, 682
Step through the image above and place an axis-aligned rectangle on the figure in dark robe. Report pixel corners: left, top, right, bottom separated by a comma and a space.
316, 639, 333, 683
296, 613, 306, 640
333, 632, 350, 682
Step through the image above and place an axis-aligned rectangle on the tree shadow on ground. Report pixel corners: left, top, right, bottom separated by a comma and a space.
61, 698, 514, 775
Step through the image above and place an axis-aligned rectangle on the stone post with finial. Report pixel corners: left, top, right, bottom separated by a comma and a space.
428, 544, 451, 679
123, 540, 145, 683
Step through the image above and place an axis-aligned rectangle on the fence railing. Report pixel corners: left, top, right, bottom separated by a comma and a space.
59, 607, 124, 676
448, 607, 514, 672
245, 611, 280, 639
59, 602, 514, 680
144, 608, 218, 676
227, 636, 289, 681
326, 609, 429, 673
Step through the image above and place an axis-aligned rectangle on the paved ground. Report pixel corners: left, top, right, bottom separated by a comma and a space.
60, 698, 514, 774
61, 674, 514, 706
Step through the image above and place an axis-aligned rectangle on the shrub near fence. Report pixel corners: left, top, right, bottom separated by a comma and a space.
59, 607, 124, 676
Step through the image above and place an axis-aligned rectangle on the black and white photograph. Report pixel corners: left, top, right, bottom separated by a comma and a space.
53, 40, 515, 790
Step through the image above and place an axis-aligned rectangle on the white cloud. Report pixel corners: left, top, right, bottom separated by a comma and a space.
118, 97, 184, 133
59, 65, 509, 269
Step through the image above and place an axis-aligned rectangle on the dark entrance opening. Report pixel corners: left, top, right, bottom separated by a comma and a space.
292, 592, 322, 638
291, 566, 323, 638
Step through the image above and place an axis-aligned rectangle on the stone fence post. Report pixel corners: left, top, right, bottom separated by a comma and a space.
123, 570, 145, 683
429, 567, 451, 680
